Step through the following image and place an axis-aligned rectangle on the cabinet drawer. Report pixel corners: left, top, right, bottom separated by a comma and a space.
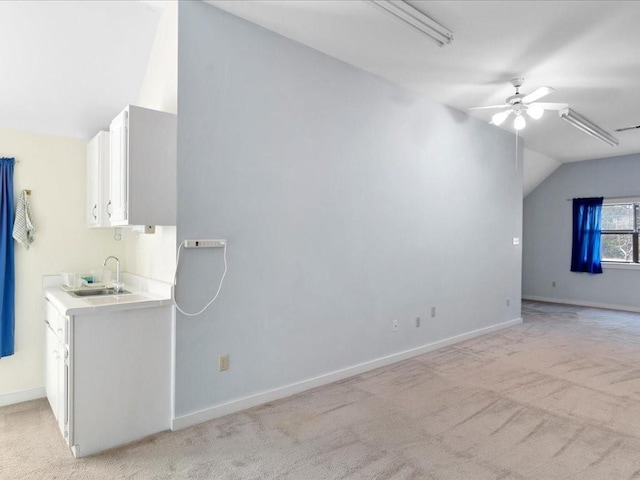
45, 298, 69, 345
45, 299, 60, 332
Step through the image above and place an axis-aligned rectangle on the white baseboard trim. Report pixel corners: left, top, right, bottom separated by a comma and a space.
172, 317, 523, 431
0, 387, 46, 408
523, 295, 640, 314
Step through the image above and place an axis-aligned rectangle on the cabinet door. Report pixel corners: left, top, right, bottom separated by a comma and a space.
45, 324, 58, 416
86, 136, 100, 227
86, 131, 110, 228
109, 110, 128, 225
57, 344, 69, 442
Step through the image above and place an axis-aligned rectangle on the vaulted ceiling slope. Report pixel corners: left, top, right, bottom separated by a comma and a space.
209, 0, 640, 164
0, 1, 162, 139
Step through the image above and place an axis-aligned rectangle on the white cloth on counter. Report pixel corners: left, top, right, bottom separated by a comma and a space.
13, 190, 35, 249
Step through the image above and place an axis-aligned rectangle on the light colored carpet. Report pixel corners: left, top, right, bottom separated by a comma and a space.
3, 301, 640, 479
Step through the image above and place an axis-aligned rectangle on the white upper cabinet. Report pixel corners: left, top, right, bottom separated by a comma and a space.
86, 131, 110, 228
108, 105, 176, 226
109, 111, 128, 224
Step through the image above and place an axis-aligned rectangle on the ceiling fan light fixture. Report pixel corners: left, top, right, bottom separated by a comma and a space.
369, 0, 453, 47
559, 108, 619, 146
491, 110, 511, 126
470, 79, 566, 133
527, 105, 544, 120
513, 115, 526, 130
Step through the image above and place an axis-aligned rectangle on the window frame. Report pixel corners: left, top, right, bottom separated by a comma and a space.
600, 201, 640, 265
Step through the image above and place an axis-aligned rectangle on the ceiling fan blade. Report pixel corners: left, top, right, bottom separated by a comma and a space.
522, 86, 554, 104
468, 104, 510, 111
533, 102, 569, 111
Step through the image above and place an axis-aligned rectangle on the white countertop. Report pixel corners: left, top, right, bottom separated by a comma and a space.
43, 273, 173, 316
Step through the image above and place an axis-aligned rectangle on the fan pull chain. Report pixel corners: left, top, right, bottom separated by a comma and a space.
515, 129, 519, 172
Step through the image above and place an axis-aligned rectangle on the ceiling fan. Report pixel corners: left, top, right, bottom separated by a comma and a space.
469, 78, 568, 130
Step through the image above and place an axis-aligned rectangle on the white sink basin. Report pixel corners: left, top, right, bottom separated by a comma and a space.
68, 288, 131, 297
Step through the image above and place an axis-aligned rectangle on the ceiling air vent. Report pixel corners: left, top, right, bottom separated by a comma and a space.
615, 124, 640, 132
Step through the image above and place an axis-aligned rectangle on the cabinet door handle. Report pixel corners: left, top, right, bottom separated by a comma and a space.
92, 204, 97, 220
107, 200, 112, 218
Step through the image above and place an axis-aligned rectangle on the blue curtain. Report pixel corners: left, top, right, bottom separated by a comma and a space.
571, 197, 603, 274
0, 157, 15, 358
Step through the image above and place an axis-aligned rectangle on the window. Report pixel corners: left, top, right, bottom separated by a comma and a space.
601, 203, 639, 263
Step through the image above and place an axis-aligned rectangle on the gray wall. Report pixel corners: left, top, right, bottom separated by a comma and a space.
523, 153, 640, 309
175, 2, 523, 417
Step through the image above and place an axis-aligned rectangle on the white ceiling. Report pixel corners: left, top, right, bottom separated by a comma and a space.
1, 0, 639, 165
209, 0, 640, 163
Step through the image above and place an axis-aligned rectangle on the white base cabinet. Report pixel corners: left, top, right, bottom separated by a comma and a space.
44, 298, 172, 458
44, 299, 70, 442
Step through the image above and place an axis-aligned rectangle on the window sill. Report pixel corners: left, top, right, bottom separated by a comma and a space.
602, 262, 640, 270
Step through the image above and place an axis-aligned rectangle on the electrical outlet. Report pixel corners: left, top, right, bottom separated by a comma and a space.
219, 354, 229, 372
132, 225, 156, 234
392, 319, 398, 332
185, 239, 227, 249
431, 306, 436, 318
415, 317, 421, 328
552, 281, 557, 288
506, 299, 510, 307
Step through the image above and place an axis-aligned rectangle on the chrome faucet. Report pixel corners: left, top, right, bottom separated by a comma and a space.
103, 255, 124, 292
